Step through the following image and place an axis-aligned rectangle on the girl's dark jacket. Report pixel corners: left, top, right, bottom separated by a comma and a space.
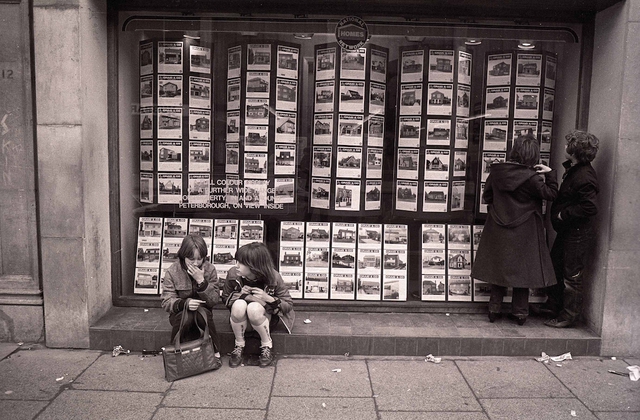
222, 266, 295, 333
471, 162, 559, 288
550, 160, 599, 232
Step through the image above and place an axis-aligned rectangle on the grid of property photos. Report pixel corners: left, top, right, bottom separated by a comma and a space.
139, 39, 214, 205
479, 50, 557, 214
394, 46, 472, 214
311, 43, 389, 214
278, 221, 410, 301
224, 42, 301, 210
133, 217, 265, 294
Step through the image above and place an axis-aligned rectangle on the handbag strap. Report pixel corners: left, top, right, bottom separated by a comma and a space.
173, 305, 211, 351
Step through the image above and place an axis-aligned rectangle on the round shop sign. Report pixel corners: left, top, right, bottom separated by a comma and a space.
335, 16, 369, 50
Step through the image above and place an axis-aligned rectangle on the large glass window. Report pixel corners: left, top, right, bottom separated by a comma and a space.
115, 11, 582, 306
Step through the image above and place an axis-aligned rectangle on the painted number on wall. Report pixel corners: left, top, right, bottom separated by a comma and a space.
1, 70, 14, 79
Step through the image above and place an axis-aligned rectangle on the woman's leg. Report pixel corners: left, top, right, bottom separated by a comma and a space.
488, 284, 506, 314
511, 287, 530, 318
230, 300, 249, 347
246, 302, 273, 348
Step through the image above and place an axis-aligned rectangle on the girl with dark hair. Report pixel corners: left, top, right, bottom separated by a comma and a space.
471, 134, 559, 325
161, 234, 222, 369
222, 242, 294, 368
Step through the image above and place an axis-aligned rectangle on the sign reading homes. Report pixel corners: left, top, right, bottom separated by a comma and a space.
335, 16, 369, 50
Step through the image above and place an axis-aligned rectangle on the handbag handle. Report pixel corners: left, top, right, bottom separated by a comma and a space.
173, 305, 211, 352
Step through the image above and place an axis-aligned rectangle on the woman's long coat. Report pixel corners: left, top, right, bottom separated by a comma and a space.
471, 162, 558, 288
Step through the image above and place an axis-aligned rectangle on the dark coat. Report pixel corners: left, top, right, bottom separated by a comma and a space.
471, 162, 558, 288
550, 160, 599, 232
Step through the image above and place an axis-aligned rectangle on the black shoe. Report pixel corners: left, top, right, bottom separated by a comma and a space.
508, 314, 527, 326
544, 318, 573, 328
259, 346, 274, 368
488, 312, 501, 323
229, 345, 244, 368
530, 304, 558, 318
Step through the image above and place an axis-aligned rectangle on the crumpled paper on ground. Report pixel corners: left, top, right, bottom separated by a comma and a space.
535, 352, 572, 363
626, 365, 640, 381
112, 345, 130, 357
425, 354, 442, 364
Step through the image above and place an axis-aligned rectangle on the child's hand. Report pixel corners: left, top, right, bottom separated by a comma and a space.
186, 263, 205, 283
251, 287, 274, 303
187, 299, 206, 311
534, 164, 552, 174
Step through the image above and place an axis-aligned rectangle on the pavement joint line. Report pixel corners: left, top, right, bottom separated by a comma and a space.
29, 349, 104, 420
542, 358, 599, 417
453, 359, 490, 418
264, 354, 279, 418
364, 359, 383, 420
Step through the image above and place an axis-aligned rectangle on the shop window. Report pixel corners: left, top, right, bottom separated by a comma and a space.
115, 11, 581, 306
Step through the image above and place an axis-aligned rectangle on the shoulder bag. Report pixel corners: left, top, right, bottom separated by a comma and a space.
162, 306, 218, 381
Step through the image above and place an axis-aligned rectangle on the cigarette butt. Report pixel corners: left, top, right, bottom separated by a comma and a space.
608, 369, 628, 376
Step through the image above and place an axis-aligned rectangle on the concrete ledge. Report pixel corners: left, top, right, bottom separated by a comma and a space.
90, 307, 601, 356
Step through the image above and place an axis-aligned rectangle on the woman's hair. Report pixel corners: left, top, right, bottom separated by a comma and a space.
509, 133, 540, 167
235, 242, 276, 285
177, 234, 208, 271
565, 130, 599, 163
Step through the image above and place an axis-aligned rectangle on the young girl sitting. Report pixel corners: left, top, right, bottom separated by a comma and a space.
161, 234, 222, 368
222, 242, 294, 368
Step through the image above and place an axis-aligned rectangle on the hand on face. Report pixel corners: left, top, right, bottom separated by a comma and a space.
186, 261, 205, 283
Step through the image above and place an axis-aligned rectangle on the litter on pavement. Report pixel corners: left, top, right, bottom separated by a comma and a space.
112, 345, 130, 357
535, 351, 572, 363
425, 354, 442, 364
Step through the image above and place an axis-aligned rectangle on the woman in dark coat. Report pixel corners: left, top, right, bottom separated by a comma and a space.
471, 134, 558, 325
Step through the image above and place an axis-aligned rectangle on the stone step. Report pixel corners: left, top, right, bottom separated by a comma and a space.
89, 306, 601, 357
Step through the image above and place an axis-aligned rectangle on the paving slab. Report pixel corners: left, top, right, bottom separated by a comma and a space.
547, 357, 640, 412
153, 407, 266, 420
379, 412, 489, 420
72, 353, 170, 392
272, 358, 371, 397
36, 389, 163, 420
0, 400, 48, 420
368, 360, 481, 412
162, 363, 273, 409
266, 396, 376, 420
479, 398, 598, 420
456, 358, 572, 398
0, 348, 101, 400
0, 343, 19, 360
592, 412, 640, 420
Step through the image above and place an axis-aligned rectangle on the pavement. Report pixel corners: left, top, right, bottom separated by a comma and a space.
0, 342, 638, 419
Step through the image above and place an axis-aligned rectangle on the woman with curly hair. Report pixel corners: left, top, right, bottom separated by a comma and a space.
541, 130, 600, 328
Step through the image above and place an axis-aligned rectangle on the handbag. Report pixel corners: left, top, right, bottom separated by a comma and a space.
162, 306, 218, 382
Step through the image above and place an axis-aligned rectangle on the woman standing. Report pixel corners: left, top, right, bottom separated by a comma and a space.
222, 242, 294, 368
471, 134, 558, 325
161, 234, 222, 368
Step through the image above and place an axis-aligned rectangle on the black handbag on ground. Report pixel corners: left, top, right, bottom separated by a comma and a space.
162, 306, 219, 381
